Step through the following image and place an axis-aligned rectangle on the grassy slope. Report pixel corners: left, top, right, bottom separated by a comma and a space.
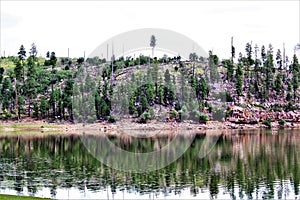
0, 194, 51, 200
0, 123, 64, 129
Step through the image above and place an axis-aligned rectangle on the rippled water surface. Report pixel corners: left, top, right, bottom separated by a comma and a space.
0, 129, 299, 199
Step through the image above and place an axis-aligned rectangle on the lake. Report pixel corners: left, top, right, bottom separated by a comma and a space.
0, 129, 299, 199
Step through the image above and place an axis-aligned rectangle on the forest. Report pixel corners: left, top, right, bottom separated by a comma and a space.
0, 40, 299, 124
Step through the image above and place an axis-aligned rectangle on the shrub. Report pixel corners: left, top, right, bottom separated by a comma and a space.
175, 101, 181, 111
5, 112, 13, 120
199, 113, 209, 122
108, 116, 117, 123
170, 109, 178, 119
149, 108, 155, 119
178, 110, 184, 122
137, 106, 143, 116
279, 119, 286, 126
208, 104, 213, 113
140, 111, 150, 123
190, 109, 201, 122
263, 119, 271, 128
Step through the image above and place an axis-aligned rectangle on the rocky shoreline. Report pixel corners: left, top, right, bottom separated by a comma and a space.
1, 116, 300, 133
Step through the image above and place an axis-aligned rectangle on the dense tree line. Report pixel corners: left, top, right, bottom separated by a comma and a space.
223, 42, 300, 113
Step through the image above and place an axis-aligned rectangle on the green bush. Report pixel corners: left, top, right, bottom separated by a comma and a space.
140, 111, 150, 123
190, 109, 200, 122
108, 116, 117, 123
199, 113, 209, 122
3, 109, 12, 120
279, 119, 286, 126
170, 109, 178, 119
149, 108, 155, 119
263, 119, 271, 128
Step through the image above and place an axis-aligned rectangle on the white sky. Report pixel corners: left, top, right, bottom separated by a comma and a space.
1, 1, 299, 60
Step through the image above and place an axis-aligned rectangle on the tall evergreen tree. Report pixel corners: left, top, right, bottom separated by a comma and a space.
18, 45, 26, 84
14, 60, 23, 120
208, 51, 219, 83
245, 42, 254, 66
25, 56, 37, 117
1, 77, 14, 112
150, 35, 157, 58
236, 61, 244, 96
292, 55, 299, 100
276, 49, 282, 70
164, 69, 171, 84
0, 66, 4, 84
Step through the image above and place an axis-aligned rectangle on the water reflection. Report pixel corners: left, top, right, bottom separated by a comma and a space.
0, 129, 299, 199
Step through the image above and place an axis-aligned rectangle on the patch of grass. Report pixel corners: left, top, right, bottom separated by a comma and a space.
0, 194, 51, 200
0, 124, 63, 129
0, 130, 63, 135
0, 59, 16, 70
195, 67, 204, 75
0, 123, 64, 134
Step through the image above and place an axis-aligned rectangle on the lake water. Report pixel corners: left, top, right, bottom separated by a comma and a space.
0, 129, 299, 199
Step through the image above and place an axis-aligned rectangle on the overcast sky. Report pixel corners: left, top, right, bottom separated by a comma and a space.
1, 1, 299, 60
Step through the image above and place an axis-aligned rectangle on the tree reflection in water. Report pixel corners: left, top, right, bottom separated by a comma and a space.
0, 129, 299, 199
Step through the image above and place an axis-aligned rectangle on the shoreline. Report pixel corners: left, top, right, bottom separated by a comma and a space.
1, 118, 300, 133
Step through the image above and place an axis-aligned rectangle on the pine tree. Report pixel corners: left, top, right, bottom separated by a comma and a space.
63, 78, 74, 120
292, 70, 299, 100
245, 42, 254, 66
25, 56, 37, 117
14, 61, 23, 81
140, 92, 149, 112
231, 37, 235, 62
1, 77, 14, 111
261, 45, 266, 64
223, 59, 234, 80
236, 61, 244, 96
40, 96, 48, 118
164, 69, 171, 84
0, 66, 4, 84
14, 60, 24, 120
33, 102, 39, 119
202, 77, 209, 99
276, 49, 282, 70
29, 43, 38, 57
18, 45, 26, 84
150, 35, 157, 58
189, 52, 198, 76
291, 54, 299, 72
158, 86, 164, 104
208, 51, 220, 83
129, 95, 135, 115
275, 73, 283, 95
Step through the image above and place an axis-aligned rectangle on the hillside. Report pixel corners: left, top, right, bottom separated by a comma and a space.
0, 44, 300, 128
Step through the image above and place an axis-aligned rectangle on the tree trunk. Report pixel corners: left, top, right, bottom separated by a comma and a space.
15, 79, 19, 121
193, 63, 195, 77
22, 61, 25, 85
18, 106, 21, 121
152, 48, 154, 59
28, 97, 31, 117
